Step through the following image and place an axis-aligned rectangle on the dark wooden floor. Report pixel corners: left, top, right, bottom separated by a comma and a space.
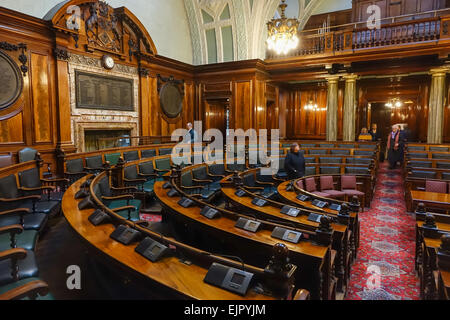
35, 217, 117, 299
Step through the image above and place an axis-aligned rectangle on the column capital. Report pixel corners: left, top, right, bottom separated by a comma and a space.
342, 74, 359, 82
325, 75, 340, 83
429, 66, 450, 77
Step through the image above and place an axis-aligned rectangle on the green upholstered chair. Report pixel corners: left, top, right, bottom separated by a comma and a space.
359, 144, 376, 149
430, 147, 449, 152
432, 153, 450, 160
319, 166, 340, 175
0, 277, 53, 300
407, 146, 426, 151
305, 166, 316, 176
18, 168, 61, 216
346, 157, 372, 165
300, 144, 316, 148
207, 164, 226, 181
410, 170, 437, 179
319, 144, 334, 148
138, 161, 162, 193
95, 176, 141, 222
304, 157, 315, 164
154, 158, 171, 176
0, 208, 47, 233
0, 224, 38, 252
158, 148, 172, 156
0, 247, 39, 287
65, 159, 87, 185
319, 157, 342, 164
331, 149, 350, 155
339, 144, 355, 149
354, 150, 374, 156
436, 162, 450, 169
123, 151, 139, 162
0, 175, 41, 214
309, 149, 327, 155
124, 165, 146, 191
408, 161, 432, 168
141, 149, 157, 159
85, 155, 104, 174
18, 148, 38, 163
345, 167, 370, 175
408, 152, 428, 159
105, 153, 121, 166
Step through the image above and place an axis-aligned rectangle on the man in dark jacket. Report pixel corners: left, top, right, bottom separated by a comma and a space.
284, 143, 306, 180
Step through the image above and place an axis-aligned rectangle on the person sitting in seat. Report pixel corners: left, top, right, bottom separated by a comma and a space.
358, 128, 373, 141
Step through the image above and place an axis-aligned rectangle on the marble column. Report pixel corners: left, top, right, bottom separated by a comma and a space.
342, 74, 358, 142
326, 76, 340, 141
427, 67, 448, 144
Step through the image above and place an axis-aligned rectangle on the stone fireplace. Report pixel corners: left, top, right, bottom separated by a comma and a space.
67, 53, 140, 152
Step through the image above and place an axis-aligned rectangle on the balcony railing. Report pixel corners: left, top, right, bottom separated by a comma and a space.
266, 9, 450, 60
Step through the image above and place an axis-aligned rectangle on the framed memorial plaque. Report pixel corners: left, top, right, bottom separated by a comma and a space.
75, 71, 134, 111
159, 82, 183, 119
0, 51, 23, 112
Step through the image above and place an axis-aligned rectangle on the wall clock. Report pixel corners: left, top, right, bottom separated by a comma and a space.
102, 55, 115, 70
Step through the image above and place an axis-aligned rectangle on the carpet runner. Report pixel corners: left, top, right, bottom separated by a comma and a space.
345, 163, 420, 300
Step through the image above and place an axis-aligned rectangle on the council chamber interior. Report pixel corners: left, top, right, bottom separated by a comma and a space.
0, 0, 449, 301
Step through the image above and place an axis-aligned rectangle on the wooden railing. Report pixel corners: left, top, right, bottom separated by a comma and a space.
266, 9, 450, 59
95, 135, 175, 150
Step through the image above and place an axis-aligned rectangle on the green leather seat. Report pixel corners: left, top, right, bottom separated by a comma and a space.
354, 150, 374, 156
432, 153, 450, 160
340, 144, 355, 149
331, 149, 350, 155
0, 230, 38, 251
18, 168, 61, 215
159, 148, 172, 156
430, 147, 449, 152
18, 148, 37, 163
345, 167, 370, 175
408, 152, 428, 159
300, 144, 316, 148
123, 151, 139, 162
305, 167, 316, 176
108, 199, 142, 221
0, 277, 54, 300
319, 144, 334, 148
105, 153, 121, 165
319, 157, 341, 164
0, 250, 38, 286
141, 149, 157, 159
85, 156, 103, 172
407, 146, 426, 151
155, 158, 171, 175
320, 166, 340, 175
436, 162, 450, 169
309, 149, 327, 155
0, 210, 48, 233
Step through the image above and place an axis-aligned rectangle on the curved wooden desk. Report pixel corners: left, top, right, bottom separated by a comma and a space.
62, 176, 275, 300
154, 181, 331, 300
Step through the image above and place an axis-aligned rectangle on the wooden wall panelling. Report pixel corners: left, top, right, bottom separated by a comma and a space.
30, 51, 54, 144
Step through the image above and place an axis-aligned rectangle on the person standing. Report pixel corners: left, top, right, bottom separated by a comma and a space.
369, 123, 381, 142
284, 143, 306, 180
185, 123, 198, 144
387, 125, 403, 169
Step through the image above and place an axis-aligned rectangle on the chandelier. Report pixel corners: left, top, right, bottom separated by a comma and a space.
267, 0, 300, 55
385, 98, 403, 109
304, 100, 326, 111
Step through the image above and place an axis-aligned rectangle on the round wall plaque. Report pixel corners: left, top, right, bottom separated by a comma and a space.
0, 51, 23, 111
160, 83, 183, 119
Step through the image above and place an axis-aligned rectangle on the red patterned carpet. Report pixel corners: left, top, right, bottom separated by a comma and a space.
345, 163, 420, 300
